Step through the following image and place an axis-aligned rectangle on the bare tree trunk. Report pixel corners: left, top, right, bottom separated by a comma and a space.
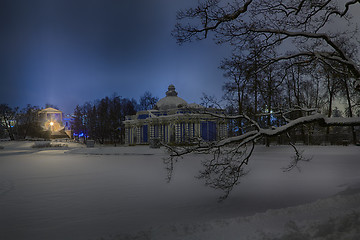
266, 83, 272, 147
4, 117, 15, 140
344, 78, 357, 144
237, 82, 243, 134
326, 91, 333, 142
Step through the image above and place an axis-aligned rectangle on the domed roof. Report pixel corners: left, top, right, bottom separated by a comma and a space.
155, 85, 187, 110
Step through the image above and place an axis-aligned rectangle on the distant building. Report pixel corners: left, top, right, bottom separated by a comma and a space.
38, 107, 70, 138
123, 85, 227, 145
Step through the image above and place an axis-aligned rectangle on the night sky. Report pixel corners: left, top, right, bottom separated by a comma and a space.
0, 0, 230, 113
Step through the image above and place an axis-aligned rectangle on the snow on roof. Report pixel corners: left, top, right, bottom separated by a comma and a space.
155, 96, 188, 110
39, 107, 62, 113
187, 103, 204, 109
155, 85, 188, 110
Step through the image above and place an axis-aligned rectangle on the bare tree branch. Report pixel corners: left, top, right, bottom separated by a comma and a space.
173, 0, 253, 43
171, 0, 360, 199
164, 109, 360, 199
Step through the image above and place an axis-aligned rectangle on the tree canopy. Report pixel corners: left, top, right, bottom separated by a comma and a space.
170, 0, 360, 199
174, 0, 360, 88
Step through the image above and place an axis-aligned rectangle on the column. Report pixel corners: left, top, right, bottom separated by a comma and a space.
137, 126, 141, 144
125, 127, 129, 144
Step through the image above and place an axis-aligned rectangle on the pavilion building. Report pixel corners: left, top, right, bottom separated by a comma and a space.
123, 85, 228, 145
38, 107, 72, 138
38, 107, 63, 132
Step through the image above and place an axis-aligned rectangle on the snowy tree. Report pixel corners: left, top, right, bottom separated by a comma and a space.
174, 0, 360, 89
0, 104, 17, 140
16, 105, 42, 139
169, 0, 360, 199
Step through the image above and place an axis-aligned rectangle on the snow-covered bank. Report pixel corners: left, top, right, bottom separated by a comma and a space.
115, 190, 360, 240
0, 143, 359, 240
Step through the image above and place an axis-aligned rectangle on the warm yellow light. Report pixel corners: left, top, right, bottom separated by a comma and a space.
50, 121, 54, 126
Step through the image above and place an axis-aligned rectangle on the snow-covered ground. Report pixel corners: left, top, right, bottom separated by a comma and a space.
0, 141, 359, 240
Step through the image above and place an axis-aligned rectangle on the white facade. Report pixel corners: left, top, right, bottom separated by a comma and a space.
124, 85, 227, 145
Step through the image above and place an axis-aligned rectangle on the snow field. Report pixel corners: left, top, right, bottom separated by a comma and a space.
0, 143, 359, 239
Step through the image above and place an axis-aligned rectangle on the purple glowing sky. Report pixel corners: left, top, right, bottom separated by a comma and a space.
0, 0, 230, 113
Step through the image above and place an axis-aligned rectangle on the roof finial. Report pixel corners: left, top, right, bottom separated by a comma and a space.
166, 84, 178, 96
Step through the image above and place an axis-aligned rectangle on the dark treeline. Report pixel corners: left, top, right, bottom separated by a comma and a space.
219, 56, 360, 144
0, 91, 159, 142
0, 104, 45, 140
72, 95, 137, 145
71, 91, 158, 145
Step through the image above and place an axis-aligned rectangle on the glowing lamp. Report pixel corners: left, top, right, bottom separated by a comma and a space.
50, 122, 54, 126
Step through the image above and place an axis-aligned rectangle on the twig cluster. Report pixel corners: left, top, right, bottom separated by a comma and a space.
163, 108, 360, 200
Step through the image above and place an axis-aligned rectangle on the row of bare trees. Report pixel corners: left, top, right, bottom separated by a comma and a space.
1, 90, 158, 142
173, 0, 360, 143
168, 0, 360, 199
72, 95, 136, 145
72, 91, 158, 144
0, 104, 45, 140
220, 44, 360, 143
